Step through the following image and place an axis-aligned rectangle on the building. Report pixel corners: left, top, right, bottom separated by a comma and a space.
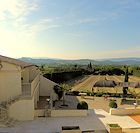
0, 55, 58, 123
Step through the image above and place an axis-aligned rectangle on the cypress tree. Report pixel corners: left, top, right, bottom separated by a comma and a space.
89, 62, 92, 69
123, 67, 129, 96
124, 67, 129, 82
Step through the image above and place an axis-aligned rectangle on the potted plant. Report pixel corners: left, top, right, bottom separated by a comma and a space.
77, 101, 88, 110
107, 124, 122, 133
109, 100, 118, 108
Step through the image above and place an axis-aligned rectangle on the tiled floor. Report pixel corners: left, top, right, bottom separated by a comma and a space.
129, 115, 140, 124
1, 109, 140, 133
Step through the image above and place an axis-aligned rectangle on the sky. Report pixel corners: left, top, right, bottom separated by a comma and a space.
0, 0, 140, 59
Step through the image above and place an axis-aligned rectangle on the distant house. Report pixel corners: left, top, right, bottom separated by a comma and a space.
0, 55, 58, 122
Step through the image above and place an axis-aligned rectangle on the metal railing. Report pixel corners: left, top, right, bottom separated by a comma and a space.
22, 83, 31, 96
22, 74, 40, 96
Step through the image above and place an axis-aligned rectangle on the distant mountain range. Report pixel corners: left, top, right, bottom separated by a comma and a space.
18, 57, 140, 66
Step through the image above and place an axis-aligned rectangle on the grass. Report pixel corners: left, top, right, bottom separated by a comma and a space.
133, 70, 140, 77
73, 75, 140, 94
108, 124, 120, 128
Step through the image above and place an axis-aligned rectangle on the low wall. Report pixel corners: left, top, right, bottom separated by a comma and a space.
61, 130, 82, 133
40, 75, 57, 97
8, 99, 34, 121
110, 108, 140, 115
51, 110, 88, 117
34, 109, 45, 117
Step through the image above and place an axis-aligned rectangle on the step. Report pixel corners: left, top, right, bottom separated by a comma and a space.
0, 123, 7, 128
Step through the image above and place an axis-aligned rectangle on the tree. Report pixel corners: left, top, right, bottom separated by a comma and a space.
109, 100, 117, 108
124, 67, 129, 82
128, 88, 140, 105
88, 62, 92, 69
40, 64, 45, 73
77, 101, 88, 110
53, 85, 63, 100
123, 67, 129, 96
74, 64, 78, 70
60, 83, 72, 106
123, 88, 127, 96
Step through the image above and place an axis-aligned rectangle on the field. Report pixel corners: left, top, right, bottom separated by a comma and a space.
72, 75, 140, 93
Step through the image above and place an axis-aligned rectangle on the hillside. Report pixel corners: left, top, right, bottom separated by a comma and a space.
18, 57, 140, 66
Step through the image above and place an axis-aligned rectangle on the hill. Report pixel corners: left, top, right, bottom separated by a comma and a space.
18, 57, 140, 66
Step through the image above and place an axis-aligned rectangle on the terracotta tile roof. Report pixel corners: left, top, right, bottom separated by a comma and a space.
0, 55, 35, 68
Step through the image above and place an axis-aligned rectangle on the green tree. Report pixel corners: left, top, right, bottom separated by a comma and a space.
109, 101, 117, 108
77, 101, 88, 110
40, 64, 45, 73
123, 67, 129, 96
124, 67, 129, 82
53, 85, 63, 100
60, 83, 72, 106
88, 62, 92, 69
74, 64, 78, 70
128, 88, 140, 106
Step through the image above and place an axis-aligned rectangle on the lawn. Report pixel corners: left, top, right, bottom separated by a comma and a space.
72, 75, 140, 93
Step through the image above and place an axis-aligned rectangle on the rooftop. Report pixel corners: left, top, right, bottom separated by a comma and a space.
0, 55, 35, 69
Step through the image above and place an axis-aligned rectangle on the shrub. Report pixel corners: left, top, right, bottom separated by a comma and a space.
72, 91, 79, 96
53, 85, 63, 100
91, 92, 95, 96
86, 91, 91, 96
109, 101, 118, 108
95, 92, 103, 97
77, 101, 88, 110
108, 124, 120, 128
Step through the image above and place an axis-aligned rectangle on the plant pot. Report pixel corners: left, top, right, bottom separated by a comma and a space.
107, 124, 122, 133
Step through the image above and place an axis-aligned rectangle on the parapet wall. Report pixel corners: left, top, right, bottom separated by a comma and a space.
51, 110, 88, 117
8, 99, 34, 121
110, 108, 140, 115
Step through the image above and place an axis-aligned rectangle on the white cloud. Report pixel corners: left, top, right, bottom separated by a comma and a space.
79, 18, 97, 24
0, 0, 38, 20
0, 0, 61, 57
0, 0, 39, 37
0, 0, 43, 57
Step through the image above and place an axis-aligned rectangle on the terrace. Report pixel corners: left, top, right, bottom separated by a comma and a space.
1, 109, 140, 133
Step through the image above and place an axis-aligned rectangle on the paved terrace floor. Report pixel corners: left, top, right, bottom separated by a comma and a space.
130, 115, 140, 124
0, 110, 106, 133
1, 109, 140, 133
96, 109, 140, 129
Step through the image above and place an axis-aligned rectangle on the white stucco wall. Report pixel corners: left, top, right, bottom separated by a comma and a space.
34, 83, 40, 108
8, 98, 34, 121
40, 75, 57, 96
29, 66, 40, 82
31, 74, 40, 96
21, 66, 39, 84
0, 62, 21, 101
21, 68, 29, 83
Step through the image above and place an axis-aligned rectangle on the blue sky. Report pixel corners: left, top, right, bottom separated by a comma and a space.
0, 0, 140, 59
